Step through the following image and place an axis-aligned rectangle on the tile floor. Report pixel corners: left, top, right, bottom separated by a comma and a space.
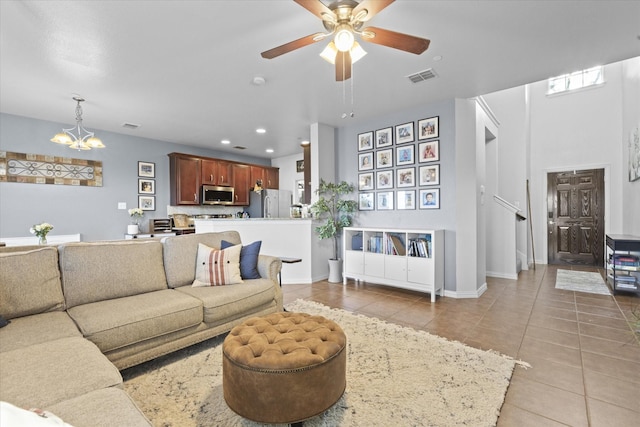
281, 265, 640, 426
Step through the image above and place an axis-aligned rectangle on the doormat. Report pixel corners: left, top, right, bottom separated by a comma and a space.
123, 300, 528, 426
555, 269, 610, 295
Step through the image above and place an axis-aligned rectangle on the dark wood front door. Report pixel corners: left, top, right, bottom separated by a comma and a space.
547, 169, 605, 266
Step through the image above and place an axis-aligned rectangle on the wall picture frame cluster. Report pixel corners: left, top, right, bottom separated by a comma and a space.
357, 116, 441, 210
137, 161, 155, 211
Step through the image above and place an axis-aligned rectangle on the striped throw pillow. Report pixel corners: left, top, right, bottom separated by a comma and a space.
192, 243, 243, 287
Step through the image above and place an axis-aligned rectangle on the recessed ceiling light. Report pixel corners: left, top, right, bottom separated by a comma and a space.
252, 76, 266, 86
265, 148, 274, 153
433, 55, 443, 61
221, 139, 230, 144
256, 128, 266, 134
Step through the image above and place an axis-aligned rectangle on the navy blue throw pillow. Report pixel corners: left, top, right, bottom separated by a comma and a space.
0, 314, 9, 328
220, 240, 262, 280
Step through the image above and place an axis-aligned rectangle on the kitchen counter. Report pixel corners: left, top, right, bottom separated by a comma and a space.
194, 218, 332, 284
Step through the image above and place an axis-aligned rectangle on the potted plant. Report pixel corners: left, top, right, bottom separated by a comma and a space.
311, 179, 358, 282
128, 208, 144, 235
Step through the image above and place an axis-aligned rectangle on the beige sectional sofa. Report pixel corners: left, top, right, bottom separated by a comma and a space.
0, 231, 283, 426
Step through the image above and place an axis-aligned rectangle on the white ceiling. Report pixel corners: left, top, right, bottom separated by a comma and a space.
1, 1, 639, 159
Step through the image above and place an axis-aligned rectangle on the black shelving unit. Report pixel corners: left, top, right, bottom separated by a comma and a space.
605, 234, 640, 295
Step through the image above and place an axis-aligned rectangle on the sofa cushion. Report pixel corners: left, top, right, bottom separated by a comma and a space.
0, 336, 122, 409
162, 231, 243, 288
0, 311, 81, 353
0, 247, 65, 319
176, 279, 276, 324
58, 240, 168, 308
193, 243, 243, 287
67, 289, 203, 353
48, 387, 152, 427
221, 239, 262, 280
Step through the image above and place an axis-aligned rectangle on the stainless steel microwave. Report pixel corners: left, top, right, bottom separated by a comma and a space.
202, 185, 234, 205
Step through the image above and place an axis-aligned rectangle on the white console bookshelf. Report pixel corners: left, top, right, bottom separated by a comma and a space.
343, 227, 444, 302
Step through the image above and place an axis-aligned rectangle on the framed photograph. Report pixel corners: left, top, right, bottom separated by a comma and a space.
418, 140, 439, 163
138, 161, 155, 178
419, 165, 440, 186
420, 188, 440, 209
296, 159, 304, 173
359, 192, 375, 210
138, 195, 155, 211
418, 116, 439, 139
397, 190, 416, 210
397, 167, 415, 187
358, 152, 374, 171
395, 122, 414, 144
138, 178, 155, 194
376, 149, 393, 169
376, 170, 393, 189
375, 127, 393, 148
358, 172, 374, 190
377, 191, 394, 210
358, 131, 374, 151
396, 145, 414, 166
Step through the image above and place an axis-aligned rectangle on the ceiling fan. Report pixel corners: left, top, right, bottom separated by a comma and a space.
261, 0, 430, 81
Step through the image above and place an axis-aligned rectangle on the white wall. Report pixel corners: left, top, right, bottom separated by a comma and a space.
621, 57, 640, 235
271, 152, 303, 196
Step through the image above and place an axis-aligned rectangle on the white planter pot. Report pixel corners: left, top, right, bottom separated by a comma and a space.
127, 224, 139, 235
328, 259, 343, 283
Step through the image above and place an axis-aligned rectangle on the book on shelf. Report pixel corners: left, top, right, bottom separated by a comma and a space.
388, 234, 406, 256
368, 236, 384, 254
408, 237, 431, 258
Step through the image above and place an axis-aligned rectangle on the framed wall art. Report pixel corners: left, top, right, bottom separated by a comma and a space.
377, 191, 394, 210
358, 131, 373, 151
418, 116, 439, 139
419, 165, 440, 186
138, 178, 155, 194
138, 161, 155, 178
396, 145, 414, 166
296, 159, 304, 173
375, 127, 393, 148
395, 122, 414, 144
358, 192, 374, 210
397, 190, 416, 210
397, 167, 415, 187
376, 149, 393, 169
418, 140, 439, 163
420, 188, 440, 209
358, 152, 374, 171
358, 172, 374, 190
139, 195, 156, 211
376, 170, 393, 189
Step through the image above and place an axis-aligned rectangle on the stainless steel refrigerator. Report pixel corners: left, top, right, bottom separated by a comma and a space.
247, 189, 293, 218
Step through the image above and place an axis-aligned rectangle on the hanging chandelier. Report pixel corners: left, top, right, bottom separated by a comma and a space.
51, 96, 105, 151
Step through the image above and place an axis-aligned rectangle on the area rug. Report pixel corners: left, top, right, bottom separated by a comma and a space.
123, 300, 526, 426
555, 269, 610, 295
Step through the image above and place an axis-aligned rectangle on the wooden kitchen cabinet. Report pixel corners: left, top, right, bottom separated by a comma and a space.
169, 153, 201, 205
202, 159, 233, 186
265, 167, 279, 189
250, 165, 266, 188
232, 164, 250, 205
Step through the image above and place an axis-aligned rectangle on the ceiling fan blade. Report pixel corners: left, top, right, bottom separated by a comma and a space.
335, 50, 352, 81
361, 26, 430, 55
261, 33, 327, 59
352, 0, 394, 22
294, 0, 334, 20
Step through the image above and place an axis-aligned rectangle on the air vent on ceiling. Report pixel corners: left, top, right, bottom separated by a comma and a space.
122, 122, 141, 130
233, 146, 247, 150
407, 68, 437, 84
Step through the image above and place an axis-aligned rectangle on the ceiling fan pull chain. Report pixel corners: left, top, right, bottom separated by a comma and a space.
350, 58, 355, 118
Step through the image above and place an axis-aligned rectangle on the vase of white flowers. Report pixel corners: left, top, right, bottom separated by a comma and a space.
30, 222, 54, 245
128, 208, 144, 234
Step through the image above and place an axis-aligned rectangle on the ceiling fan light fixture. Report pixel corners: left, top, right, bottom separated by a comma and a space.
334, 24, 354, 51
320, 41, 366, 65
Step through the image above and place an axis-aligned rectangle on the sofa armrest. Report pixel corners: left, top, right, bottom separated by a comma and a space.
257, 255, 282, 285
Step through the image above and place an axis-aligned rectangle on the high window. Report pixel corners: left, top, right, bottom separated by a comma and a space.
548, 66, 604, 95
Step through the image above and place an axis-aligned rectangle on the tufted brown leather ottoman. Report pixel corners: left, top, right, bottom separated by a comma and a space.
222, 312, 347, 424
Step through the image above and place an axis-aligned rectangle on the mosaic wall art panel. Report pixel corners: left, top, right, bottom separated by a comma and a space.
0, 151, 103, 186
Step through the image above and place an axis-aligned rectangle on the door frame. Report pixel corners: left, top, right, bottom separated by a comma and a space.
541, 163, 611, 266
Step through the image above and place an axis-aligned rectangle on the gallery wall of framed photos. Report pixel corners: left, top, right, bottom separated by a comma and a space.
357, 116, 441, 211
137, 161, 156, 211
